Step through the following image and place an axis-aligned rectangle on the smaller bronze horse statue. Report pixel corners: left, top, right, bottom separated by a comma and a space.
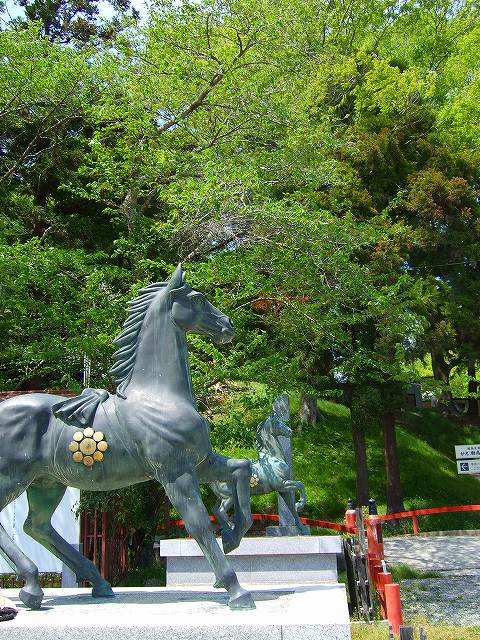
210, 414, 309, 533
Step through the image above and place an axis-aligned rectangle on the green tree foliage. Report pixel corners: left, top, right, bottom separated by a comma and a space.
1, 0, 479, 523
0, 240, 131, 389
10, 0, 138, 42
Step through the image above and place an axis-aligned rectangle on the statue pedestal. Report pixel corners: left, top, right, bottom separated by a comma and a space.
159, 535, 340, 586
0, 584, 351, 640
265, 525, 311, 536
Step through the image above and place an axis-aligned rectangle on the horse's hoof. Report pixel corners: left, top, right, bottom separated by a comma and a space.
92, 583, 115, 598
19, 587, 44, 610
228, 591, 256, 610
221, 532, 237, 554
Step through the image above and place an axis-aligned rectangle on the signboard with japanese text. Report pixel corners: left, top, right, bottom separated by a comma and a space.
455, 444, 480, 460
457, 460, 480, 474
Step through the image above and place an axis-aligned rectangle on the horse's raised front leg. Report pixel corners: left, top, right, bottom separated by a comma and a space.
159, 465, 255, 610
212, 493, 234, 531
198, 453, 252, 554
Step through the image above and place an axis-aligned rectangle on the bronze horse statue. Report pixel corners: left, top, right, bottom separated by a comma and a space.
0, 265, 255, 610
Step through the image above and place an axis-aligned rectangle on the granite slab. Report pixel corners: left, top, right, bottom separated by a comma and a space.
159, 535, 341, 557
0, 585, 351, 640
159, 535, 341, 586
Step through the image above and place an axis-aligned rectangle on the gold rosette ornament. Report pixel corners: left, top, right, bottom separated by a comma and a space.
69, 429, 108, 466
249, 473, 259, 488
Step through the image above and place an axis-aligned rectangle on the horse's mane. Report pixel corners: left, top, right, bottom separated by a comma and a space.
109, 281, 168, 399
255, 417, 270, 451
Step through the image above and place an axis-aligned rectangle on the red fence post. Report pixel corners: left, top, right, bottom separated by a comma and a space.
365, 515, 384, 579
385, 583, 403, 635
411, 515, 420, 534
376, 571, 393, 618
345, 508, 357, 531
101, 511, 108, 580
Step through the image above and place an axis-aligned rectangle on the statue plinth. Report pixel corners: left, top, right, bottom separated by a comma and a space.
266, 524, 311, 536
158, 535, 340, 586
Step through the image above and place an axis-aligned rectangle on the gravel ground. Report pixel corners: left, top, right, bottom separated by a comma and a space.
400, 572, 480, 626
384, 536, 480, 626
384, 536, 480, 572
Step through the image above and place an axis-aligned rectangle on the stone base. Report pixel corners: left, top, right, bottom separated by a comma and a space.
0, 585, 351, 640
159, 536, 340, 586
266, 525, 311, 537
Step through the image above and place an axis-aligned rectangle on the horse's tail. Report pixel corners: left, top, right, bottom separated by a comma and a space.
295, 484, 306, 513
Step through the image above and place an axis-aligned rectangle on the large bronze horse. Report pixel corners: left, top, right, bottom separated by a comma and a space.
0, 265, 255, 610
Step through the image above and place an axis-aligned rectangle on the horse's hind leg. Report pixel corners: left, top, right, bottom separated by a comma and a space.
0, 480, 43, 609
24, 479, 114, 598
279, 485, 309, 534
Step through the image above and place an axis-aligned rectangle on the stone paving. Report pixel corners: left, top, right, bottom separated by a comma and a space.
384, 536, 480, 626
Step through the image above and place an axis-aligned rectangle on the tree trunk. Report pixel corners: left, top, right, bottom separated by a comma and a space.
129, 528, 154, 568
299, 394, 320, 430
382, 410, 404, 514
346, 385, 369, 506
431, 350, 453, 405
352, 420, 369, 506
431, 351, 451, 384
467, 362, 478, 417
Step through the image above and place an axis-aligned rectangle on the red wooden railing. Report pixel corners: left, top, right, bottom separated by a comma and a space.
373, 504, 480, 534
169, 513, 352, 532
81, 511, 129, 583
81, 511, 109, 579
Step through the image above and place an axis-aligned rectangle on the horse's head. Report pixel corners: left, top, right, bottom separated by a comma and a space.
271, 417, 292, 438
257, 415, 292, 440
168, 264, 235, 344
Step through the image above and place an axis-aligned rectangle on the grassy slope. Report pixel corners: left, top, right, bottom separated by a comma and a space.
209, 390, 480, 531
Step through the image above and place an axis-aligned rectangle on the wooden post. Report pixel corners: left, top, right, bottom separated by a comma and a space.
377, 571, 393, 618
365, 514, 384, 580
385, 583, 403, 635
345, 508, 356, 531
411, 514, 420, 534
356, 507, 366, 554
399, 626, 414, 640
92, 509, 98, 571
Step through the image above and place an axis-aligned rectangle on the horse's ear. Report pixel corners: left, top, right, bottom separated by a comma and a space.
169, 263, 185, 289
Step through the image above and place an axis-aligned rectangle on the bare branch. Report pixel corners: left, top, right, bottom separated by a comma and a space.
154, 37, 257, 136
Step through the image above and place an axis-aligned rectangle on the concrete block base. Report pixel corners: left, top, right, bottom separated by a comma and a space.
159, 535, 341, 586
0, 585, 351, 640
265, 525, 311, 536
